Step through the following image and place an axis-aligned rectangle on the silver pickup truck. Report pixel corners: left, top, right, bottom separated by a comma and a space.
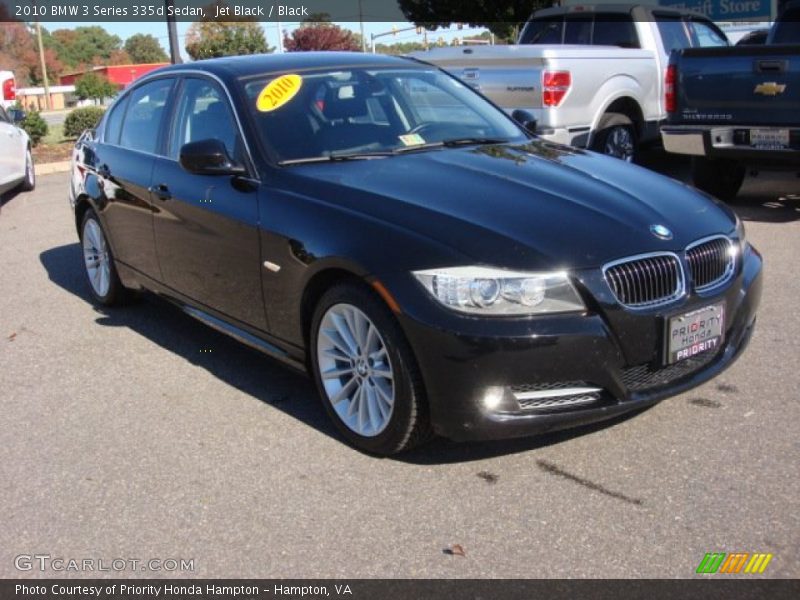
413, 4, 728, 162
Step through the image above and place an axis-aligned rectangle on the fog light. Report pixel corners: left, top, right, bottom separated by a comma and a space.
482, 386, 505, 410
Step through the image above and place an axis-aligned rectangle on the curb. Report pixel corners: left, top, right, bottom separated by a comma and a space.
35, 161, 71, 176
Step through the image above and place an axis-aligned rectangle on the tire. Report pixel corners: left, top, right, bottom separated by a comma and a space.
310, 282, 432, 455
691, 157, 745, 202
79, 209, 131, 306
20, 146, 35, 191
591, 113, 638, 163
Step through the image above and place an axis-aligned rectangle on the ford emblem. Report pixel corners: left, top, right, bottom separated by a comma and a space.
650, 224, 673, 240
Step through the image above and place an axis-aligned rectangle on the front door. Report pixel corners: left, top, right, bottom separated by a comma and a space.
152, 76, 266, 331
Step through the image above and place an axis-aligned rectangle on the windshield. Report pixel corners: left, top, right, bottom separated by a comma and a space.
241, 66, 527, 163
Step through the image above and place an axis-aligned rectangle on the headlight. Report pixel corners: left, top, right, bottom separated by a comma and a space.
735, 215, 747, 251
412, 266, 585, 316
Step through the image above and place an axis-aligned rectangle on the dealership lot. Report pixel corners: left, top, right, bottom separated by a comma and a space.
1, 160, 798, 578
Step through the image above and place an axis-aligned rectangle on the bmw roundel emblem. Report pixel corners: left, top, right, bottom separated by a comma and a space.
650, 224, 673, 240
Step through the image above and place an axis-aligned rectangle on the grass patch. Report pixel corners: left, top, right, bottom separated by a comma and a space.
42, 123, 75, 146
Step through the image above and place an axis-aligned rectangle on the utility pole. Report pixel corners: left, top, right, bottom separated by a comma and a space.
33, 18, 51, 110
165, 0, 182, 63
358, 0, 366, 52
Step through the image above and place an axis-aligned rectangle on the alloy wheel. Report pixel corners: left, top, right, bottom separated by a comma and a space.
82, 218, 111, 298
604, 126, 635, 162
316, 303, 395, 437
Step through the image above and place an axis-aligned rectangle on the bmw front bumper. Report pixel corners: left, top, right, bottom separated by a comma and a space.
387, 245, 762, 442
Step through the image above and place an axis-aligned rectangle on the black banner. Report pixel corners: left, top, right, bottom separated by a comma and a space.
3, 580, 800, 600
2, 1, 408, 23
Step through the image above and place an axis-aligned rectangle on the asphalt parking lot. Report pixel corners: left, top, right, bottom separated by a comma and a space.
1, 155, 798, 579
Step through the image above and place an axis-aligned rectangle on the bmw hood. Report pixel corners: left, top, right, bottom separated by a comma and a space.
288, 141, 737, 271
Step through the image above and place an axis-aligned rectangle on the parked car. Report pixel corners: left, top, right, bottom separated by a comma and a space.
70, 53, 762, 454
0, 105, 35, 195
0, 71, 16, 110
412, 4, 728, 162
661, 2, 799, 200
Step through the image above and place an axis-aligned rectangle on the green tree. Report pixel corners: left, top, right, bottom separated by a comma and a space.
75, 72, 118, 104
397, 0, 548, 41
49, 26, 123, 68
124, 34, 169, 64
185, 3, 272, 60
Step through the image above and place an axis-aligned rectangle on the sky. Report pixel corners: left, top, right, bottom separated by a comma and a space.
54, 20, 491, 59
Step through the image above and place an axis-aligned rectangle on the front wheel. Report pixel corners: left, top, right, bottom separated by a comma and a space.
692, 157, 745, 202
591, 113, 637, 162
310, 282, 431, 455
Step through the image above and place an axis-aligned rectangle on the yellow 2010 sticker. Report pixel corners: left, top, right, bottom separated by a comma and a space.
256, 74, 303, 112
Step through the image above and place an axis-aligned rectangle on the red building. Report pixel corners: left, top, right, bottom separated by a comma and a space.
60, 63, 169, 88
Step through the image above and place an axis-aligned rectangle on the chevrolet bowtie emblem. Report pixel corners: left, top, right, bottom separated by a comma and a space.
754, 82, 786, 96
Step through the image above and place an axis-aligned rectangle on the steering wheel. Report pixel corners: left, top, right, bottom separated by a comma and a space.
407, 123, 439, 137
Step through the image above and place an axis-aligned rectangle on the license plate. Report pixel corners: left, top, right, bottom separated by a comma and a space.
667, 303, 725, 364
751, 128, 789, 149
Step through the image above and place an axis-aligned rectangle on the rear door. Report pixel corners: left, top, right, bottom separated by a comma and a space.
96, 77, 175, 279
151, 76, 266, 330
0, 105, 25, 186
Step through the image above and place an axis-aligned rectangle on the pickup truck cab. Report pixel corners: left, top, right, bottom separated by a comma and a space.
660, 1, 799, 200
413, 4, 728, 162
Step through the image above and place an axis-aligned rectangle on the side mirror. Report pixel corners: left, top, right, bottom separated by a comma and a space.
511, 109, 538, 135
179, 139, 246, 176
9, 108, 25, 124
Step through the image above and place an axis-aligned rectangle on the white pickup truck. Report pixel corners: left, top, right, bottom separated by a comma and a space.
412, 4, 729, 162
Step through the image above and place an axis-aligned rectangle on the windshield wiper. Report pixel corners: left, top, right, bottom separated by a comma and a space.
393, 137, 509, 154
278, 151, 393, 166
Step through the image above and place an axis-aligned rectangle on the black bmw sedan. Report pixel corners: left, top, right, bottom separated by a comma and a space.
69, 52, 762, 455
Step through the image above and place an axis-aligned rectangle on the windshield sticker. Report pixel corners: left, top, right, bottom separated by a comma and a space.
399, 133, 426, 146
256, 74, 303, 112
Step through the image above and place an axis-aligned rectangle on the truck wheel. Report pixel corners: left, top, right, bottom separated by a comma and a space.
591, 113, 637, 162
692, 157, 745, 202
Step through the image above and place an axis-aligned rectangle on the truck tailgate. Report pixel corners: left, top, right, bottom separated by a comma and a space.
412, 46, 547, 110
676, 45, 800, 125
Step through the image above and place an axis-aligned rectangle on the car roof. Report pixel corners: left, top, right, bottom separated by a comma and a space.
148, 52, 419, 82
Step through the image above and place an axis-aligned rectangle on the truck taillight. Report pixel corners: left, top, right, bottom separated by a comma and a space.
542, 70, 571, 107
2, 77, 15, 102
665, 65, 676, 113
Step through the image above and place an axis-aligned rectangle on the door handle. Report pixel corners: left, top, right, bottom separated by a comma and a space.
756, 60, 786, 73
149, 183, 172, 201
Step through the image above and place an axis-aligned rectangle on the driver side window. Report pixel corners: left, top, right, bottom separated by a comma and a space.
169, 78, 242, 163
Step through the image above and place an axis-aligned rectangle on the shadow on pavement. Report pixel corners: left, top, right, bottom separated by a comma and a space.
39, 242, 340, 445
39, 242, 644, 463
639, 147, 800, 225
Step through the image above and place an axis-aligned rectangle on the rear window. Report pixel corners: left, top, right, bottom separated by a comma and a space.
519, 14, 640, 48
771, 13, 800, 44
655, 15, 728, 53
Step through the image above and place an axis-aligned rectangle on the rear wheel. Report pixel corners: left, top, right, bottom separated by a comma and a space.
80, 209, 131, 306
20, 147, 35, 191
310, 282, 431, 455
591, 113, 637, 162
692, 157, 745, 202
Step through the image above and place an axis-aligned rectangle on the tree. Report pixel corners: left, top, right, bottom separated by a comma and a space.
284, 22, 360, 52
397, 0, 549, 41
185, 3, 272, 60
0, 21, 63, 86
49, 26, 124, 68
75, 72, 118, 104
124, 34, 169, 64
